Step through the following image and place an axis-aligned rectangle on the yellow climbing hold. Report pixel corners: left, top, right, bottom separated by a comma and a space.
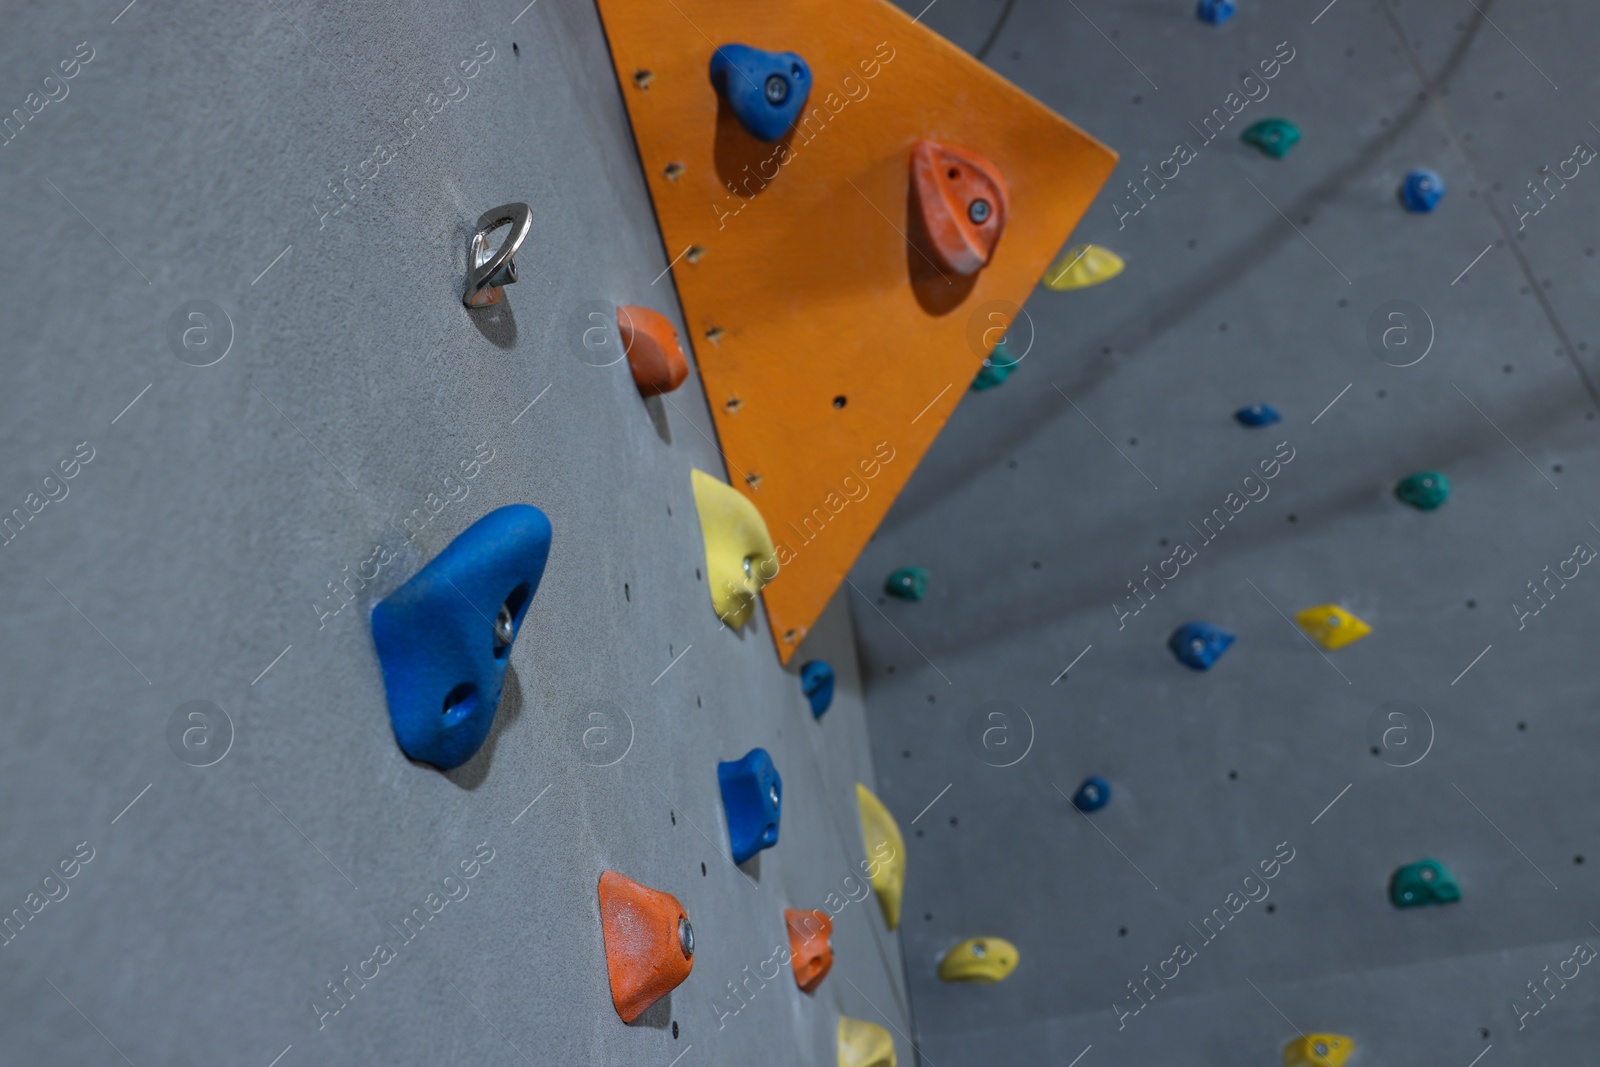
1043, 244, 1124, 290
691, 469, 778, 629
856, 783, 906, 930
938, 937, 1019, 983
838, 1017, 896, 1067
1283, 1033, 1355, 1067
1293, 604, 1372, 650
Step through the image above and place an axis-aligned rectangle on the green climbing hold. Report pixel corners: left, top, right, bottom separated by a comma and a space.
971, 340, 1019, 392
1389, 858, 1460, 908
1395, 471, 1449, 510
885, 567, 928, 602
1241, 118, 1301, 159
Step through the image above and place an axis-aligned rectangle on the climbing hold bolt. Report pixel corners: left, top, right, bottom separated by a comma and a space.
910, 140, 1010, 275
1043, 244, 1124, 291
1235, 404, 1282, 427
371, 505, 552, 770
1395, 471, 1449, 510
1399, 168, 1445, 213
1168, 621, 1235, 671
598, 870, 694, 1023
785, 908, 834, 993
691, 469, 778, 629
1294, 604, 1372, 651
718, 748, 782, 864
709, 44, 811, 142
801, 659, 835, 718
938, 937, 1020, 983
885, 567, 928, 602
857, 783, 906, 930
618, 305, 689, 396
1072, 775, 1112, 812
1196, 0, 1236, 25
1389, 858, 1460, 908
1241, 118, 1301, 159
1283, 1034, 1355, 1067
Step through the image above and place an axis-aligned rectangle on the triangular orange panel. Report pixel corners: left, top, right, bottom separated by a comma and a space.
595, 0, 1117, 661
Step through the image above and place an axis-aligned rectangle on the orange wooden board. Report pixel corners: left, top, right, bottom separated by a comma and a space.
594, 0, 1117, 661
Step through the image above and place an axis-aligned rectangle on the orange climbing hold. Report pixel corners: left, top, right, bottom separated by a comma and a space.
598, 870, 695, 1022
619, 305, 690, 396
910, 140, 1009, 275
785, 908, 834, 992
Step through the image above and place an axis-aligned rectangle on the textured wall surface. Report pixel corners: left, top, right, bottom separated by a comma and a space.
0, 2, 908, 1064
861, 0, 1600, 1062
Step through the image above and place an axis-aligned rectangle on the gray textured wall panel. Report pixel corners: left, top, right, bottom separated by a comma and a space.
0, 2, 905, 1064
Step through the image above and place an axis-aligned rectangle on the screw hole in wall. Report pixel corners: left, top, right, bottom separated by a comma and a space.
701, 862, 707, 875
833, 395, 847, 408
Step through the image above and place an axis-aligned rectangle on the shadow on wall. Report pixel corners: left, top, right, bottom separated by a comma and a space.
443, 664, 522, 790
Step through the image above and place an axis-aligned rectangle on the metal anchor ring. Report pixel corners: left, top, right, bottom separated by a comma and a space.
464, 202, 532, 309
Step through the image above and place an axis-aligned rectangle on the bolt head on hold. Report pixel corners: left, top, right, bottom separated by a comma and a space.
1072, 775, 1112, 812
800, 659, 836, 718
1399, 168, 1446, 213
370, 505, 552, 769
718, 747, 783, 864
1395, 470, 1450, 510
1196, 0, 1236, 25
709, 44, 811, 142
1168, 621, 1234, 670
1241, 117, 1301, 159
464, 203, 533, 308
885, 567, 928, 602
598, 870, 695, 1023
1389, 858, 1460, 908
1235, 403, 1282, 427
909, 140, 1010, 276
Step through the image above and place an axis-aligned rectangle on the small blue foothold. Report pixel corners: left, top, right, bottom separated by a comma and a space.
709, 44, 811, 143
1196, 0, 1236, 25
1235, 404, 1282, 427
800, 660, 835, 718
1169, 621, 1235, 671
718, 748, 783, 863
1072, 776, 1112, 812
371, 505, 552, 770
1399, 168, 1445, 213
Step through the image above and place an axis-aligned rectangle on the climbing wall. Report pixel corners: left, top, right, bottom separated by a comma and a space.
856, 0, 1600, 1062
0, 2, 910, 1063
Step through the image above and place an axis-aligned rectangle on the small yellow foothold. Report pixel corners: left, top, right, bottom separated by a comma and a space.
856, 783, 906, 930
839, 1016, 896, 1067
938, 937, 1019, 983
1043, 244, 1124, 290
1283, 1033, 1355, 1067
691, 469, 778, 629
1293, 604, 1372, 650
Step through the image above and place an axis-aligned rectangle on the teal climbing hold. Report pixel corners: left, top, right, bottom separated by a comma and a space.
1241, 118, 1301, 159
971, 340, 1019, 392
885, 567, 928, 602
1389, 858, 1460, 908
1395, 471, 1449, 510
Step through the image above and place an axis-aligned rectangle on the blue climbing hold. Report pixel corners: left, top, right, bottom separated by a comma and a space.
1072, 776, 1112, 812
1235, 404, 1281, 427
1399, 169, 1445, 213
709, 44, 811, 143
718, 748, 783, 863
1169, 621, 1235, 671
1196, 0, 1236, 25
801, 660, 835, 718
371, 505, 552, 770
